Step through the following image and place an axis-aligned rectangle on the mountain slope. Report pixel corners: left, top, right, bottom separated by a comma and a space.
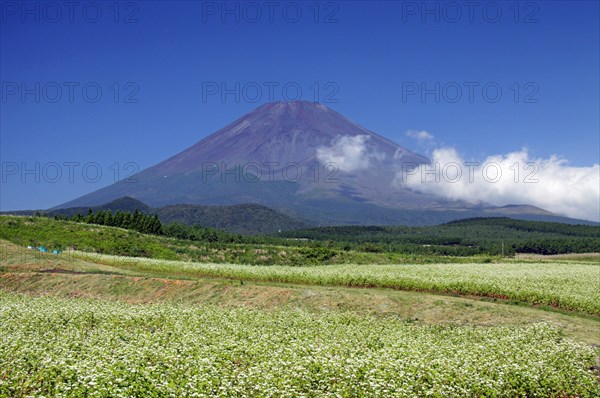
7, 197, 309, 235
155, 203, 308, 235
54, 101, 572, 225
55, 101, 437, 212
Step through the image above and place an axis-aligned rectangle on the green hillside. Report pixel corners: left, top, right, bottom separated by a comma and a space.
281, 217, 600, 255
8, 197, 309, 235
0, 215, 321, 266
3, 214, 600, 265
1, 217, 599, 397
155, 203, 308, 234
1, 215, 506, 266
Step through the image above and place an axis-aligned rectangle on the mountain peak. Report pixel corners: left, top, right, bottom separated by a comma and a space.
258, 100, 327, 109
245, 100, 333, 126
148, 101, 428, 176
55, 103, 435, 220
53, 102, 583, 225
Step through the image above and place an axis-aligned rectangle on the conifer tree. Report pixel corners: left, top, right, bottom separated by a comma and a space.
85, 208, 93, 223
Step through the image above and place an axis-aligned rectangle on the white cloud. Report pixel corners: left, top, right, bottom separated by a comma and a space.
316, 135, 385, 173
406, 130, 434, 142
396, 147, 600, 222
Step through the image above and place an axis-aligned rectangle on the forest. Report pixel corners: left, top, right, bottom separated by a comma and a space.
51, 210, 600, 256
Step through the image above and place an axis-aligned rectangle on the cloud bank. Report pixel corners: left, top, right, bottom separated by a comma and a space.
397, 147, 600, 222
317, 135, 385, 173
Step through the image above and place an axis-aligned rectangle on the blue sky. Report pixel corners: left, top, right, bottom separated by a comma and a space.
1, 0, 599, 211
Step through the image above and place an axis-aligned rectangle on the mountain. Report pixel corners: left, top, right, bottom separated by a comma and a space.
155, 203, 308, 235
2, 197, 150, 218
55, 101, 581, 225
50, 197, 152, 217
8, 197, 310, 235
6, 197, 308, 235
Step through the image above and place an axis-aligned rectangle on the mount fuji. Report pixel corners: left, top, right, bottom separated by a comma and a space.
56, 101, 564, 225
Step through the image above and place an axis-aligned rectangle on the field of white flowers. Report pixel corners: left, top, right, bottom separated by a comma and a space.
0, 291, 598, 397
75, 252, 600, 315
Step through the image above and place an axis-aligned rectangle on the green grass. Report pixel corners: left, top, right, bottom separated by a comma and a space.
1, 217, 599, 396
0, 291, 597, 397
0, 215, 507, 265
0, 239, 598, 346
71, 251, 600, 316
2, 269, 599, 345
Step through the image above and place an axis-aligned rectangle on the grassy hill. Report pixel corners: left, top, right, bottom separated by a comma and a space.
0, 215, 506, 265
0, 215, 312, 265
2, 215, 599, 267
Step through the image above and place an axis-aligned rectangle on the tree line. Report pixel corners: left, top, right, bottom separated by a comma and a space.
281, 219, 600, 255
51, 211, 600, 256
52, 209, 250, 244
54, 209, 163, 235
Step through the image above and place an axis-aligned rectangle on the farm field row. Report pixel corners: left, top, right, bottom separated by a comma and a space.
2, 269, 600, 346
1, 291, 598, 397
73, 251, 600, 315
1, 239, 599, 396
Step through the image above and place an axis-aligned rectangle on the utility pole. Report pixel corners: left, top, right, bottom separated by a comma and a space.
501, 240, 504, 257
